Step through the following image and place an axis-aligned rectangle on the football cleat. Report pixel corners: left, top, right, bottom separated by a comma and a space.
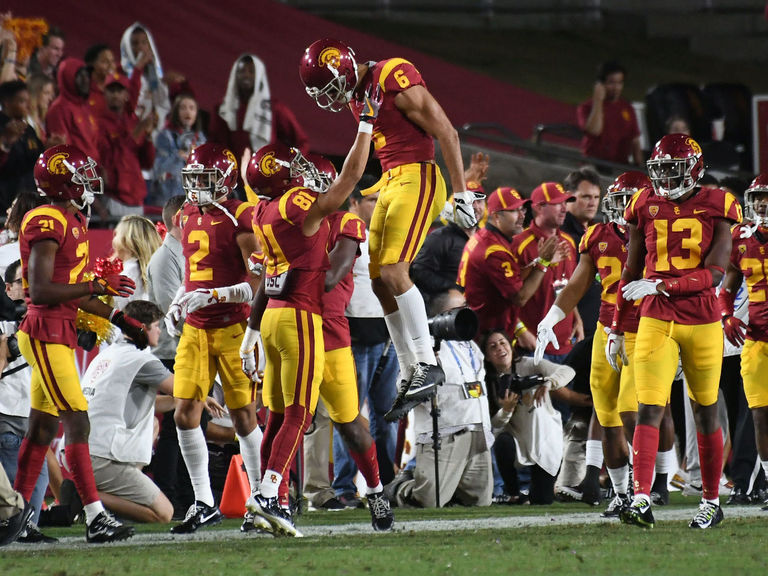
246, 492, 303, 537
689, 501, 724, 529
86, 511, 135, 543
601, 493, 630, 518
241, 510, 272, 533
337, 493, 364, 509
170, 501, 223, 534
17, 519, 58, 543
0, 500, 33, 547
404, 362, 444, 401
620, 497, 655, 529
366, 491, 394, 532
650, 488, 669, 506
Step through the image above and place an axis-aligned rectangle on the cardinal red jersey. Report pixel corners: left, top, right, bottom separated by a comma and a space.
730, 225, 768, 342
19, 205, 90, 347
457, 226, 522, 338
253, 187, 330, 315
349, 59, 434, 171
579, 222, 639, 333
322, 212, 366, 351
181, 199, 255, 329
625, 187, 742, 324
512, 222, 578, 355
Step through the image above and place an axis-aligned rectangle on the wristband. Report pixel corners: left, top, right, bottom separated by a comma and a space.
663, 268, 714, 296
358, 122, 373, 134
514, 321, 527, 336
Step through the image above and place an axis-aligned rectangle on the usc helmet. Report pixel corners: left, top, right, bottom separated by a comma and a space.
745, 173, 768, 226
33, 144, 103, 209
646, 133, 705, 200
246, 143, 316, 200
182, 143, 238, 206
300, 39, 358, 112
305, 153, 337, 193
603, 171, 651, 225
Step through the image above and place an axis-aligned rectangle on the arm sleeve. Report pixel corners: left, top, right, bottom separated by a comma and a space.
133, 357, 172, 389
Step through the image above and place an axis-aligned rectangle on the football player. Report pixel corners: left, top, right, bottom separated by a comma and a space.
608, 134, 742, 529
719, 174, 768, 510
14, 144, 145, 543
165, 142, 264, 535
239, 96, 377, 536
300, 39, 480, 421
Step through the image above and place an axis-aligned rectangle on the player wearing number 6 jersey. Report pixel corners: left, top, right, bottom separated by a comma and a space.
611, 134, 742, 530
168, 142, 264, 535
240, 99, 376, 537
14, 145, 145, 543
300, 39, 476, 422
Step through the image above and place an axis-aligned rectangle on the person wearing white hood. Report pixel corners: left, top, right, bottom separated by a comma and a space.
209, 54, 308, 177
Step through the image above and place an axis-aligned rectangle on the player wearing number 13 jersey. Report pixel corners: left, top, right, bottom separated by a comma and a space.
613, 134, 741, 530
240, 107, 374, 536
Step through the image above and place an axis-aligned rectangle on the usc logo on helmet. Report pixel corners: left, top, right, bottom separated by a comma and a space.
318, 47, 341, 69
48, 152, 70, 175
224, 149, 238, 169
259, 152, 280, 177
686, 138, 702, 155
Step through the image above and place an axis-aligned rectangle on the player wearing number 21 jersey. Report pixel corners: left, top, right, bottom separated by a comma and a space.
613, 134, 741, 530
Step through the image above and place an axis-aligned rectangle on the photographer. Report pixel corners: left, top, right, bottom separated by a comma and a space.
0, 260, 53, 541
482, 330, 575, 504
386, 289, 493, 508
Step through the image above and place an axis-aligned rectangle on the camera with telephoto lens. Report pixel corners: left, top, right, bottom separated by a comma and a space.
497, 373, 546, 396
5, 333, 20, 362
428, 306, 478, 342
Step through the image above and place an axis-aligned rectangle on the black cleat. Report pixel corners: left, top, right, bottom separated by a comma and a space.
86, 511, 135, 543
246, 493, 302, 537
689, 501, 724, 529
725, 487, 749, 505
170, 501, 222, 534
620, 497, 655, 529
404, 362, 444, 402
240, 510, 271, 533
0, 500, 33, 547
601, 493, 630, 518
17, 519, 58, 543
366, 491, 394, 532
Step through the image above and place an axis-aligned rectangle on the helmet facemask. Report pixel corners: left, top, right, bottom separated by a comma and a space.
305, 70, 354, 113
647, 157, 701, 200
65, 156, 103, 210
182, 162, 233, 206
746, 188, 768, 228
602, 191, 633, 225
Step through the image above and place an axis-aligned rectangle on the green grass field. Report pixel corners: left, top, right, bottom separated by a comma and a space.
2, 494, 765, 576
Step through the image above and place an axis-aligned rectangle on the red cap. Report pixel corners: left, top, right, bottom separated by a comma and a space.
466, 180, 485, 196
104, 73, 130, 90
530, 182, 575, 205
487, 187, 529, 214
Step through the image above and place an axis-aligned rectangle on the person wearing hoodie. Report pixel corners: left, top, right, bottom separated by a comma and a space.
45, 58, 101, 164
208, 54, 308, 177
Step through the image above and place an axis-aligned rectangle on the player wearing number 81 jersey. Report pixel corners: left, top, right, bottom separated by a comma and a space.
612, 134, 741, 530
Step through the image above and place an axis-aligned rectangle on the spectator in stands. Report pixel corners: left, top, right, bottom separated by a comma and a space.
665, 115, 691, 136
386, 290, 493, 508
209, 54, 308, 179
45, 58, 101, 163
0, 81, 43, 212
81, 300, 175, 523
0, 19, 19, 84
577, 61, 642, 166
28, 26, 65, 80
85, 44, 117, 117
111, 214, 162, 310
151, 93, 206, 205
483, 330, 574, 505
98, 73, 156, 216
411, 181, 486, 306
26, 73, 56, 144
512, 182, 582, 361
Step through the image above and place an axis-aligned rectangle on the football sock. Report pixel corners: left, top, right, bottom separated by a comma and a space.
65, 442, 100, 506
394, 286, 437, 366
13, 438, 48, 501
266, 404, 312, 480
261, 410, 284, 474
631, 424, 660, 497
260, 470, 282, 499
384, 310, 415, 378
655, 448, 677, 475
607, 464, 630, 495
697, 429, 723, 502
177, 427, 214, 507
349, 442, 381, 491
238, 426, 263, 493
761, 459, 768, 479
84, 501, 105, 525
585, 440, 604, 469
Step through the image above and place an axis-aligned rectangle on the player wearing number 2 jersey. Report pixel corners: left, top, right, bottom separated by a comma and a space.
611, 134, 742, 530
167, 143, 263, 535
239, 97, 376, 536
14, 145, 145, 543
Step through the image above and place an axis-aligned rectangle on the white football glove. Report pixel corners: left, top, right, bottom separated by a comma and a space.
621, 279, 667, 301
179, 282, 254, 314
534, 305, 565, 365
604, 327, 628, 373
239, 326, 262, 383
453, 190, 483, 228
164, 285, 186, 337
